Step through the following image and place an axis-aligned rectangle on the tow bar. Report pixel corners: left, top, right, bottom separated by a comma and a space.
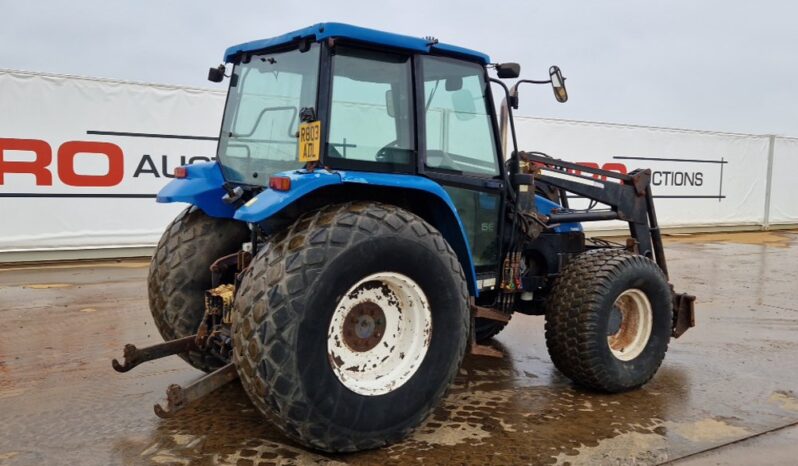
111, 335, 198, 372
153, 363, 238, 418
111, 333, 238, 418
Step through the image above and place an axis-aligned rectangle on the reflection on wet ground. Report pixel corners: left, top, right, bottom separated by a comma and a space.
1, 230, 797, 465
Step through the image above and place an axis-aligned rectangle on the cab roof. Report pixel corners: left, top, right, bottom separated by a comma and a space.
223, 23, 490, 65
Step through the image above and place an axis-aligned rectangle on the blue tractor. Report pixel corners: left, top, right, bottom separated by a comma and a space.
113, 23, 695, 452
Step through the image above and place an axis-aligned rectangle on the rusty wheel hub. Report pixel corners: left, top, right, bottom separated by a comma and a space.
342, 302, 386, 352
327, 272, 432, 396
606, 288, 653, 361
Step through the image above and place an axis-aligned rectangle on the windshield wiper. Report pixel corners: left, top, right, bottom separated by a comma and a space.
230, 106, 298, 139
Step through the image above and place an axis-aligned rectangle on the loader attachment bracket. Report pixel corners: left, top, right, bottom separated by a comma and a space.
672, 292, 696, 338
468, 302, 509, 358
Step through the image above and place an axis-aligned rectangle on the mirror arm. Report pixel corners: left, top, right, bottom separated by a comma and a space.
490, 77, 520, 202
516, 78, 552, 85
510, 79, 555, 106
494, 80, 516, 161
508, 76, 568, 109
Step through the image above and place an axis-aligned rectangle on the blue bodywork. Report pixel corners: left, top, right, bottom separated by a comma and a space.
223, 23, 490, 65
157, 162, 236, 218
157, 162, 582, 296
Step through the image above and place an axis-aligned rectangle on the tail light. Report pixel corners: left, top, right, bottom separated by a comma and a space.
173, 166, 188, 179
269, 176, 291, 191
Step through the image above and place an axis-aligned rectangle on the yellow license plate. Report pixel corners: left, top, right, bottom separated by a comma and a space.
298, 121, 321, 163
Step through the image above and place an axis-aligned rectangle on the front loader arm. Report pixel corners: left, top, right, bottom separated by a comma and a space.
518, 151, 696, 338
519, 151, 665, 275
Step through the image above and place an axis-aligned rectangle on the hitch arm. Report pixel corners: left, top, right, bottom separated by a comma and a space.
111, 335, 199, 373
154, 362, 238, 418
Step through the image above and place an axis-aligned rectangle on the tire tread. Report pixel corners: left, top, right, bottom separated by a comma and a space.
148, 206, 248, 372
233, 201, 469, 452
544, 249, 671, 392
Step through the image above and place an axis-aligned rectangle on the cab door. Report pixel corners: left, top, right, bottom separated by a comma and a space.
322, 45, 415, 173
416, 55, 505, 277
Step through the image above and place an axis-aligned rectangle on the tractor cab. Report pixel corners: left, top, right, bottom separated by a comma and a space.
202, 23, 575, 284
213, 23, 500, 184
216, 25, 506, 263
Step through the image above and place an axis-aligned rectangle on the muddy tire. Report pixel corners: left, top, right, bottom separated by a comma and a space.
148, 206, 249, 372
544, 249, 672, 393
232, 202, 470, 452
474, 318, 508, 342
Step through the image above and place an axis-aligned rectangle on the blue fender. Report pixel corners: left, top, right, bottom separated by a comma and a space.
156, 162, 237, 218
235, 169, 480, 295
232, 170, 343, 222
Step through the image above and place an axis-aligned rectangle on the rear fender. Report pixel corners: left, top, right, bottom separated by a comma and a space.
235, 170, 479, 296
155, 162, 236, 218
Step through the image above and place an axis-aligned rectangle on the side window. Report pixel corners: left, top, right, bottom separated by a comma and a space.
421, 56, 499, 176
327, 47, 414, 166
443, 186, 500, 268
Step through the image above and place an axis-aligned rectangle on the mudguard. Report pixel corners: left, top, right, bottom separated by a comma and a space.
156, 162, 237, 218
231, 170, 580, 232
157, 164, 480, 294
233, 169, 481, 294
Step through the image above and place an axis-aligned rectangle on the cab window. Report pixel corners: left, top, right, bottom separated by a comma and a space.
327, 47, 414, 168
443, 186, 500, 268
421, 56, 499, 176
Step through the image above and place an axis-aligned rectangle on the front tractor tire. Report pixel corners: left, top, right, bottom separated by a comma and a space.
148, 206, 249, 372
544, 249, 673, 393
232, 202, 470, 452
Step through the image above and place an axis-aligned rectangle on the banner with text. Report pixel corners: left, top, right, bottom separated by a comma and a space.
0, 70, 225, 251
512, 117, 772, 230
0, 70, 795, 253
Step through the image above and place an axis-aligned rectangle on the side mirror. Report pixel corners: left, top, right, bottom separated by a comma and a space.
496, 62, 521, 79
385, 90, 395, 117
549, 65, 568, 103
208, 64, 226, 83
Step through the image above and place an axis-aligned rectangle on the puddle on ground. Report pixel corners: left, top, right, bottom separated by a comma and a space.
662, 231, 794, 247
769, 391, 798, 412
667, 418, 750, 442
22, 283, 73, 289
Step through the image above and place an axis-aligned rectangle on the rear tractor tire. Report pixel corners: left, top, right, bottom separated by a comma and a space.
544, 249, 672, 393
232, 202, 470, 452
148, 206, 249, 372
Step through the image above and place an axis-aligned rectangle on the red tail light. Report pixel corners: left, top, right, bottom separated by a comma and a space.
269, 176, 291, 191
174, 166, 188, 179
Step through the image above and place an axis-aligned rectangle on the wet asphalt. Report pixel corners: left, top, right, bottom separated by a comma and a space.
1, 231, 797, 465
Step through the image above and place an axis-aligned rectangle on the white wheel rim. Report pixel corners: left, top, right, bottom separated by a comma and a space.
607, 288, 653, 361
327, 272, 432, 396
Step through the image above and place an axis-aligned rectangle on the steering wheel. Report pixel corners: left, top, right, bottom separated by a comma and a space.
425, 149, 458, 171
376, 140, 410, 164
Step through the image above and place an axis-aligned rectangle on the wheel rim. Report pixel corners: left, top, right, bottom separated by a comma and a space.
607, 288, 653, 361
327, 272, 432, 396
